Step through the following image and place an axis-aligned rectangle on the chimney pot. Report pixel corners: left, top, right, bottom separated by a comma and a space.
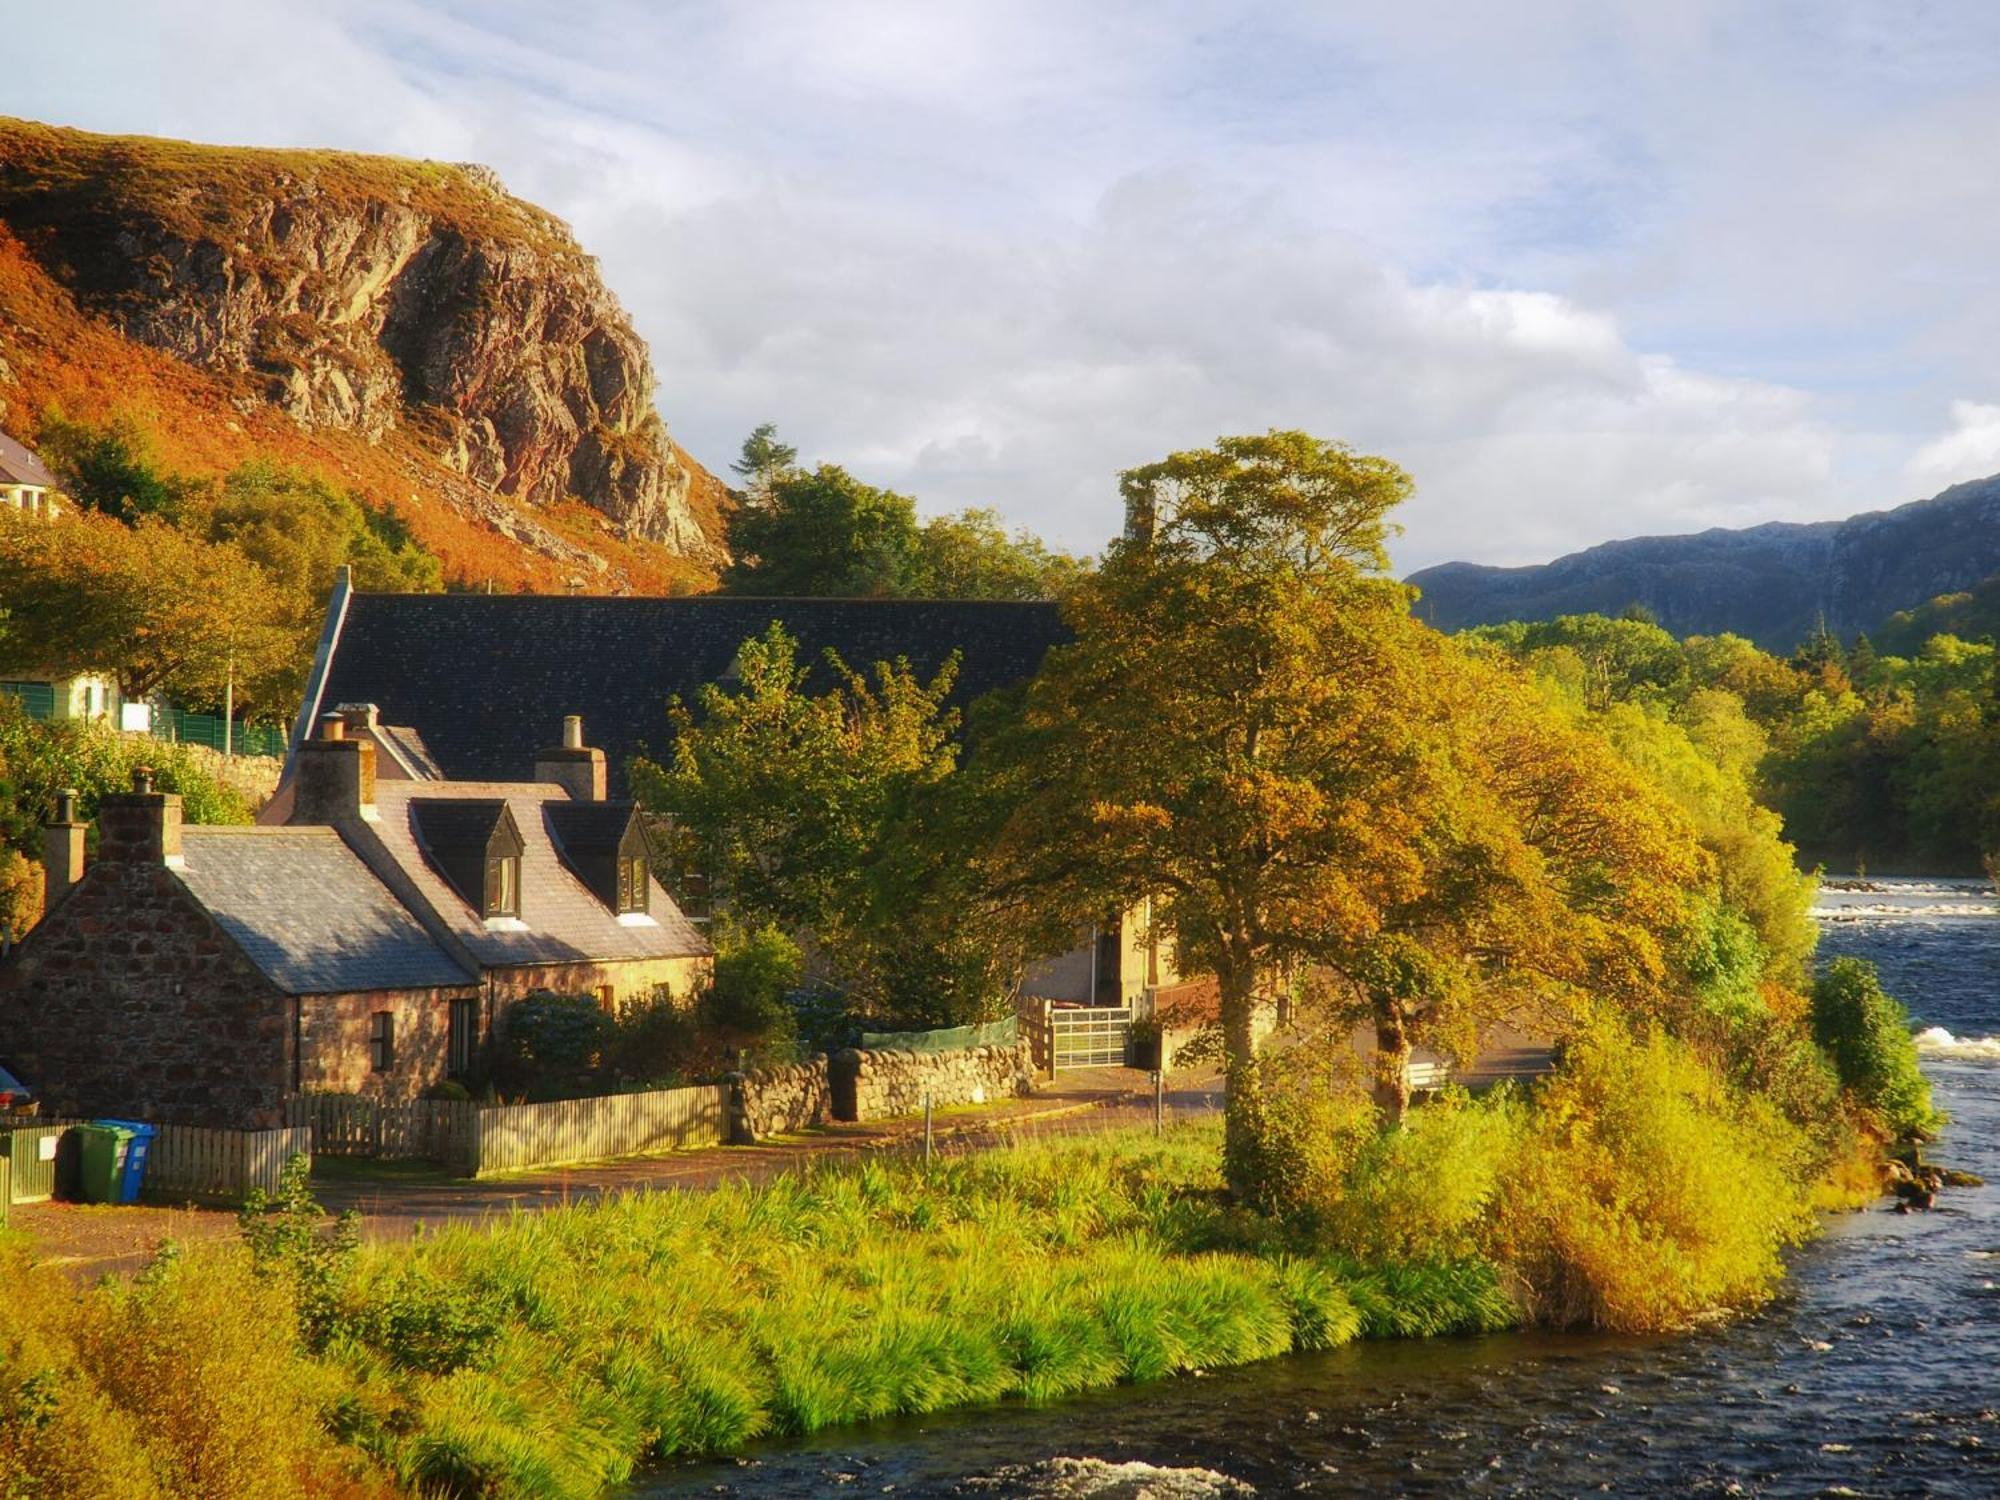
535, 717, 606, 802
132, 767, 154, 795
320, 714, 346, 741
563, 715, 584, 750
44, 788, 86, 904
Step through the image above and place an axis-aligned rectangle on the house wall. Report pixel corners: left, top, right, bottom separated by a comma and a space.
1020, 899, 1185, 1007
0, 484, 56, 519
0, 859, 292, 1127
297, 985, 478, 1101
487, 954, 713, 1014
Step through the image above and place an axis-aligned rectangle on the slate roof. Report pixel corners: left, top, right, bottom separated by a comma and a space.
174, 827, 475, 995
377, 724, 445, 780
315, 595, 1071, 790
369, 781, 710, 967
0, 433, 55, 489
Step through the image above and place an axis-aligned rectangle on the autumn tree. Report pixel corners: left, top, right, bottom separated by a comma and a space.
980, 432, 1706, 1189
0, 508, 287, 707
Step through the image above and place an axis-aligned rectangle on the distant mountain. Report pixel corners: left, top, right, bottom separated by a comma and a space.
1406, 477, 2000, 650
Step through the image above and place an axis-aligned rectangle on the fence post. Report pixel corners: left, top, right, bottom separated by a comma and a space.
923, 1092, 933, 1169
1153, 1069, 1164, 1136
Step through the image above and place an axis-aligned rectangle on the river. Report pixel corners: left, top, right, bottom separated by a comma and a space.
644, 879, 2000, 1497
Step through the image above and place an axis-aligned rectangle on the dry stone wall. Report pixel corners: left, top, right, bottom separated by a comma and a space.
830, 1043, 1035, 1123
734, 1056, 829, 1141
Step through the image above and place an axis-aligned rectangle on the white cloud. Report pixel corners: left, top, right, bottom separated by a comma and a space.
1903, 401, 2000, 494
10, 1, 2000, 571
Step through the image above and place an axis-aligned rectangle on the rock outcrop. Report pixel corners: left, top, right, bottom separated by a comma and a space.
1406, 478, 2000, 650
0, 119, 719, 558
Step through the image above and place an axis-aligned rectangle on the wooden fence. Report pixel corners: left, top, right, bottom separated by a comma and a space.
284, 1094, 476, 1170
3, 1123, 76, 1204
468, 1084, 729, 1177
145, 1125, 311, 1203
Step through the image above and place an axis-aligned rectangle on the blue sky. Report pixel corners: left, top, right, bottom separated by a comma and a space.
14, 1, 2000, 570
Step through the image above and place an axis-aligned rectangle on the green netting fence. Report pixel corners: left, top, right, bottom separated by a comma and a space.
859, 1016, 1020, 1053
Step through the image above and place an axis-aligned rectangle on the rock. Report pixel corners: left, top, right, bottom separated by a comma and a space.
1942, 1169, 1985, 1189
0, 122, 724, 560
1893, 1178, 1937, 1211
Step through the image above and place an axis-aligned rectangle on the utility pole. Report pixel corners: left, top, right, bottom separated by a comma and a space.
223, 648, 235, 759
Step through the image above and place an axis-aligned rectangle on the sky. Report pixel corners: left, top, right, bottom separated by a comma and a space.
13, 1, 2000, 572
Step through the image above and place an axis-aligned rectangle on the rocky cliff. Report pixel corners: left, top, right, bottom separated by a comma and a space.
0, 119, 725, 581
1407, 477, 2000, 650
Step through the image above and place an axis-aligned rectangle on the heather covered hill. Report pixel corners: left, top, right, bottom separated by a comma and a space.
1407, 477, 2000, 651
0, 117, 727, 592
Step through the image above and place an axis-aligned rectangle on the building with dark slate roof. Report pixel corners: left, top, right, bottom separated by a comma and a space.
0, 706, 712, 1127
292, 576, 1071, 789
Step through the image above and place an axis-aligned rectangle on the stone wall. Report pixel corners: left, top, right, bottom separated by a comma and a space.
488, 955, 712, 1015
297, 987, 471, 1102
830, 1043, 1035, 1123
734, 1056, 829, 1141
0, 849, 292, 1127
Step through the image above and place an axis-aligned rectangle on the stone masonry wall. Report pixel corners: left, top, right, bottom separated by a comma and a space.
830, 1043, 1035, 1123
0, 859, 291, 1127
298, 987, 473, 1102
734, 1056, 830, 1140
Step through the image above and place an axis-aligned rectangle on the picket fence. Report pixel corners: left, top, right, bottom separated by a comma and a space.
286, 1085, 730, 1177
146, 1125, 311, 1202
284, 1094, 476, 1168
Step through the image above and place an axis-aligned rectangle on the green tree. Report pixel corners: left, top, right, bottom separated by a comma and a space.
35, 412, 195, 523
0, 507, 287, 706
722, 464, 922, 597
912, 508, 1090, 600
730, 422, 800, 502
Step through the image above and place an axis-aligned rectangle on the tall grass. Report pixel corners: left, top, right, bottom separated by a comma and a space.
1, 1045, 1875, 1499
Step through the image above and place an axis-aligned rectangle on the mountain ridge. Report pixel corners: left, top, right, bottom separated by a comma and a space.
1406, 477, 2000, 649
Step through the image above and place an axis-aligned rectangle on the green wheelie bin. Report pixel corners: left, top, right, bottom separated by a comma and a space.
73, 1123, 135, 1205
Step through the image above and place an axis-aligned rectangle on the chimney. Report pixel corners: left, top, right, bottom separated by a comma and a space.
97, 768, 183, 866
336, 702, 380, 736
534, 715, 606, 802
289, 712, 377, 825
43, 787, 86, 903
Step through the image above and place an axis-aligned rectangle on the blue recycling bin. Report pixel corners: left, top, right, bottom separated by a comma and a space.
92, 1119, 157, 1204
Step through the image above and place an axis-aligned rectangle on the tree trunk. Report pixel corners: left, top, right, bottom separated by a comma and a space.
1217, 961, 1263, 1200
1371, 1002, 1411, 1124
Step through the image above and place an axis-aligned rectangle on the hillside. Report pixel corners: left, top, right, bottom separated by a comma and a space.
1407, 477, 2000, 649
0, 118, 727, 591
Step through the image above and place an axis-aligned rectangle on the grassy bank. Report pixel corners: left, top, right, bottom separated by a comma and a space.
0, 1024, 1887, 1498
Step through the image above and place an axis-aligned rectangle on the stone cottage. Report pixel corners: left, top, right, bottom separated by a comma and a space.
0, 714, 711, 1126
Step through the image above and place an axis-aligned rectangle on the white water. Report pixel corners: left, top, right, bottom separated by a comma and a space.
1915, 1026, 2000, 1062
1813, 877, 1999, 921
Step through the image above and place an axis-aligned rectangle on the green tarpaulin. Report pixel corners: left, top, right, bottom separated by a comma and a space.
860, 1016, 1019, 1053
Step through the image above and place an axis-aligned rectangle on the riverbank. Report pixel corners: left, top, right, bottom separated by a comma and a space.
0, 1016, 1886, 1499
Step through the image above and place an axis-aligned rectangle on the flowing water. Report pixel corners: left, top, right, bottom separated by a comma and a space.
644, 879, 2000, 1497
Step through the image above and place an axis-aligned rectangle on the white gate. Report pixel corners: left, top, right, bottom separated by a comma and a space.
1049, 1004, 1132, 1070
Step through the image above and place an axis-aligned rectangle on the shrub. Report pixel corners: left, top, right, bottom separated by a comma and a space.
704, 923, 803, 1055
238, 1153, 362, 1353
491, 991, 614, 1097
1229, 1043, 1378, 1226
1325, 1086, 1524, 1264
1485, 1023, 1817, 1331
1810, 957, 1940, 1141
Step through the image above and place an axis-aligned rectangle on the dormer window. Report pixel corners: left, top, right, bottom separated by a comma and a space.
547, 800, 655, 918
485, 852, 521, 917
616, 853, 649, 914
411, 798, 527, 923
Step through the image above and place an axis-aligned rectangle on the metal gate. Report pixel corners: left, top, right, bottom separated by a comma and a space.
1050, 1004, 1133, 1070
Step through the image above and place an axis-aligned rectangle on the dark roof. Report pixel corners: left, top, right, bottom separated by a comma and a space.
545, 800, 643, 858
378, 724, 446, 780
316, 595, 1071, 790
410, 798, 517, 855
373, 781, 709, 966
0, 433, 55, 489
175, 827, 475, 995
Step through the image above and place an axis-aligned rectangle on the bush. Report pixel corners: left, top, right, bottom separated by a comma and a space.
1325, 1086, 1524, 1264
705, 924, 803, 1050
491, 991, 614, 1098
1230, 1043, 1378, 1226
1810, 957, 1940, 1141
1485, 1022, 1817, 1331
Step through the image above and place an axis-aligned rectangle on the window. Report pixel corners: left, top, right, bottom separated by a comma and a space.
617, 854, 649, 914
484, 854, 520, 918
597, 983, 616, 1014
369, 1011, 395, 1073
448, 998, 478, 1076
